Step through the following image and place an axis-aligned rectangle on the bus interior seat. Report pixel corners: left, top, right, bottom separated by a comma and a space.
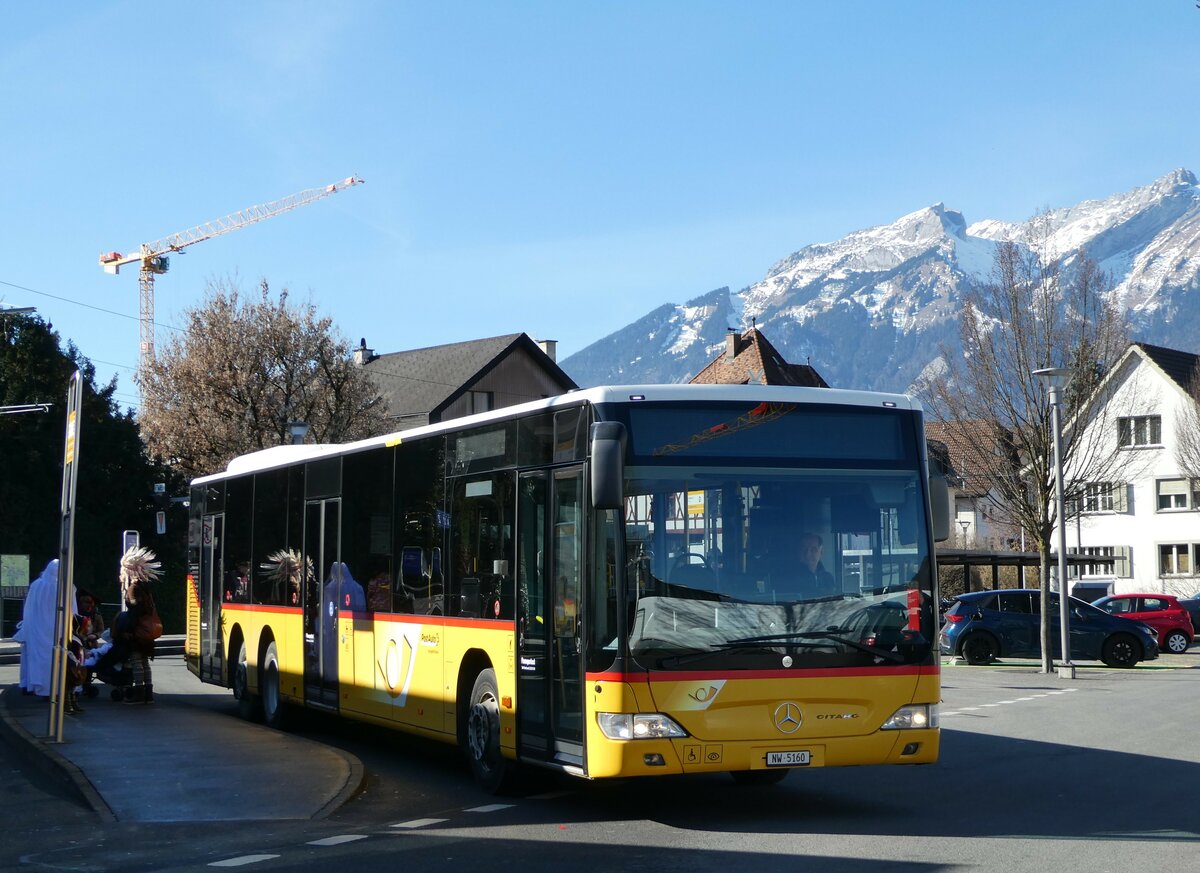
459, 577, 481, 617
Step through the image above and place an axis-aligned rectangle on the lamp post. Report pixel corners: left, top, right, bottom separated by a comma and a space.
1033, 367, 1074, 679
958, 520, 970, 547
287, 420, 309, 446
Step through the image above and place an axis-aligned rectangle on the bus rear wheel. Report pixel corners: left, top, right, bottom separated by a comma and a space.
464, 668, 511, 794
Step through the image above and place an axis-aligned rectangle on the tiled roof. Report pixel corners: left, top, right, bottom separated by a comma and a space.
690, 328, 829, 387
363, 333, 575, 419
1134, 342, 1200, 395
925, 419, 1012, 496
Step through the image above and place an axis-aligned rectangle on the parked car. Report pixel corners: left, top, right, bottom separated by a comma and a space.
939, 589, 1159, 668
1180, 597, 1200, 636
1091, 593, 1195, 654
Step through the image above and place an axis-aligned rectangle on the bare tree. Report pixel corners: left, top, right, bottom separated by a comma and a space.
923, 221, 1134, 673
139, 279, 389, 479
1174, 359, 1200, 481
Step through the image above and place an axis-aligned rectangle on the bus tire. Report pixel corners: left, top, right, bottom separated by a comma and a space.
233, 639, 259, 721
261, 641, 287, 730
464, 668, 511, 794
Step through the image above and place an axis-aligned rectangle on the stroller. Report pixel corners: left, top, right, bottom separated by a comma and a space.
85, 629, 136, 701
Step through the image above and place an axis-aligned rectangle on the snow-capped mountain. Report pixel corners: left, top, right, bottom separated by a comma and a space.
562, 169, 1200, 393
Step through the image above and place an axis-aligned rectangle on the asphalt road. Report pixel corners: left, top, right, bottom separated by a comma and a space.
3, 652, 1198, 872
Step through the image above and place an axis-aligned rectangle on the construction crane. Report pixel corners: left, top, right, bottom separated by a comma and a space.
100, 175, 364, 371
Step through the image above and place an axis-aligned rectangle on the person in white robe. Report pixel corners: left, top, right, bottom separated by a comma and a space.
14, 559, 74, 697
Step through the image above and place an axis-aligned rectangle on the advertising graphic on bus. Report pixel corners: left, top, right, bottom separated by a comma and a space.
186, 384, 950, 790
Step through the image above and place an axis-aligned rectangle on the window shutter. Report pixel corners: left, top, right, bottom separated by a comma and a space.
1114, 545, 1131, 578
1114, 483, 1128, 513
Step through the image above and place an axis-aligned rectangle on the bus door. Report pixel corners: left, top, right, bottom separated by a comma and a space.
303, 498, 341, 709
517, 467, 585, 764
199, 513, 224, 684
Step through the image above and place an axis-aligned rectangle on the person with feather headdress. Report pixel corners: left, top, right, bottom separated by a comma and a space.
115, 547, 162, 704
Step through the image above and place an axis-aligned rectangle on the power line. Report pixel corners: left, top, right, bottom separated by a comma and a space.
0, 278, 182, 333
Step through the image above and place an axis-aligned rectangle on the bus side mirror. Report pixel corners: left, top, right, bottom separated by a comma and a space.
590, 422, 626, 510
929, 472, 951, 542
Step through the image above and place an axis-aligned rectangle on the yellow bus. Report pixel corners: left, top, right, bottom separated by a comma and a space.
186, 384, 950, 791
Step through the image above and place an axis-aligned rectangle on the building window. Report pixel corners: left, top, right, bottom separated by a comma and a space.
1159, 543, 1192, 576
1067, 482, 1126, 515
468, 390, 494, 414
1117, 415, 1161, 448
1069, 545, 1131, 577
1156, 478, 1200, 511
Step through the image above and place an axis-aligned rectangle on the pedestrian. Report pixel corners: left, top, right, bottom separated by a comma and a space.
13, 559, 69, 697
116, 547, 162, 705
76, 588, 105, 645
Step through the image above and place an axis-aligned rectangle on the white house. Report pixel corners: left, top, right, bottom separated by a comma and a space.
1063, 342, 1200, 598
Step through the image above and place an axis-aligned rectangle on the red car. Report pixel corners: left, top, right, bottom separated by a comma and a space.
1093, 594, 1194, 654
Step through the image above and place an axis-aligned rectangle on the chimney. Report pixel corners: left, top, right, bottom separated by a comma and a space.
353, 337, 374, 367
726, 328, 740, 360
536, 338, 557, 362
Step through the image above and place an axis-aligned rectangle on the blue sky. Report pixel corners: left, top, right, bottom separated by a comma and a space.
2, 1, 1198, 408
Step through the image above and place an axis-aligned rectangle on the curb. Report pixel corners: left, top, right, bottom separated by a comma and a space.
0, 686, 116, 822
311, 743, 366, 820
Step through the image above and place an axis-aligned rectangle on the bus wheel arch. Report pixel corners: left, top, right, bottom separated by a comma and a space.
457, 652, 512, 793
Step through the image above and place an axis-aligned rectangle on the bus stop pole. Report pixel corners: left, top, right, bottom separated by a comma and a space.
47, 371, 82, 742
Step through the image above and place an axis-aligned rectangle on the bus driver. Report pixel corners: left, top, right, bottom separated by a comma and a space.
796, 532, 838, 598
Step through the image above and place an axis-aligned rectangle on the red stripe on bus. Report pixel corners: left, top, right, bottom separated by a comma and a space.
221, 603, 301, 615
585, 664, 939, 682
370, 613, 516, 631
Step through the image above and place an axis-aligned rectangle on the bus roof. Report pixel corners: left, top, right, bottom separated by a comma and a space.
194, 383, 922, 484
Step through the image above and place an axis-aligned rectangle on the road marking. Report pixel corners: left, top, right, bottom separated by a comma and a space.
943, 687, 1077, 717
466, 803, 514, 813
307, 835, 369, 846
209, 856, 281, 868
391, 818, 448, 829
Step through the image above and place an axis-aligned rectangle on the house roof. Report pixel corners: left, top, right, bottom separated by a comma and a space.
1133, 342, 1200, 395
925, 419, 1012, 497
362, 333, 576, 419
690, 327, 829, 387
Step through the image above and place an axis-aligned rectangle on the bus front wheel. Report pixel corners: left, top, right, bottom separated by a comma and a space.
464, 668, 510, 793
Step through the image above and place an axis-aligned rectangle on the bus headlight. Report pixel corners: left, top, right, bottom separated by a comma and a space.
881, 704, 939, 730
597, 712, 688, 740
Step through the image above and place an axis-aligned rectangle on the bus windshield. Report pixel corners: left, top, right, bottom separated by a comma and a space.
611, 401, 935, 672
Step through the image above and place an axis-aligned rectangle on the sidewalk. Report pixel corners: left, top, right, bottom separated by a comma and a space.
0, 655, 363, 822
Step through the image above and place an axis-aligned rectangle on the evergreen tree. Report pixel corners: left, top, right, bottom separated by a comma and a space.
0, 314, 185, 632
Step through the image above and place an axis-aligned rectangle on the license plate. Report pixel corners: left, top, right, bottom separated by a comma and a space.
766, 750, 811, 767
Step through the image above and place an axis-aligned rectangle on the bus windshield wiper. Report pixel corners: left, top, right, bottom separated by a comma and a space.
655, 645, 772, 668
719, 630, 907, 664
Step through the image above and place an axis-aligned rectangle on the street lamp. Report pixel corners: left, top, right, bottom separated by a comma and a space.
1033, 366, 1074, 679
958, 520, 970, 547
287, 420, 309, 445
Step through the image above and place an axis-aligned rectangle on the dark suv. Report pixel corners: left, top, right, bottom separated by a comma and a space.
939, 589, 1159, 668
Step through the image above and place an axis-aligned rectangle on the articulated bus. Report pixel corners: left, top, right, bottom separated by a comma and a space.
186, 384, 951, 790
